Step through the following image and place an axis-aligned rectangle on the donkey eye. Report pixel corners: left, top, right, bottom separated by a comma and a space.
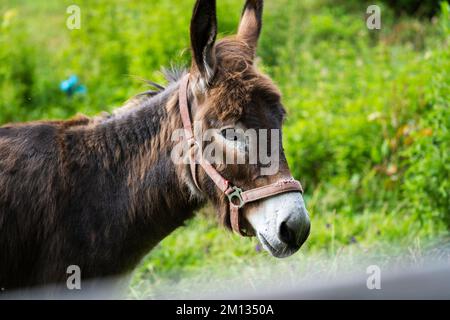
220, 128, 238, 141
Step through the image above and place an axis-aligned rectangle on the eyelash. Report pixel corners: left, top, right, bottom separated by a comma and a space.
220, 128, 239, 141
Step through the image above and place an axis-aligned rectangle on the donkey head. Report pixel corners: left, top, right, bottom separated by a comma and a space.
185, 0, 310, 258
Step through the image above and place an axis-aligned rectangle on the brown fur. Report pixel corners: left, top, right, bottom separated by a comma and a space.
0, 0, 292, 291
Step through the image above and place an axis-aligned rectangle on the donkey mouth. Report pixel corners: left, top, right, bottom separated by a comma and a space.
258, 233, 300, 259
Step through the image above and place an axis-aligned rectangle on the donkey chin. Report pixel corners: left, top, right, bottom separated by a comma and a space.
246, 193, 311, 258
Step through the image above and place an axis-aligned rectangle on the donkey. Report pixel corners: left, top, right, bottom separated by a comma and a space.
0, 0, 310, 293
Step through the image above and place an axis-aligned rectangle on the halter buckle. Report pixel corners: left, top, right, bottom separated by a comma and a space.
227, 186, 245, 208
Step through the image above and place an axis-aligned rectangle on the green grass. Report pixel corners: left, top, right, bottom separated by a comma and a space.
1, 0, 449, 298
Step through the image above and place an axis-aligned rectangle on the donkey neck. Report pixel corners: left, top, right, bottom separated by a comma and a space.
67, 80, 205, 261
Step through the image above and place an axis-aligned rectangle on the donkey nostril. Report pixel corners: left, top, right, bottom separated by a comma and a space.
278, 213, 311, 248
279, 221, 296, 245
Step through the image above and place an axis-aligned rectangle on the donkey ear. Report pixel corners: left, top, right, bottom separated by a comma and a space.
237, 0, 263, 54
190, 0, 218, 85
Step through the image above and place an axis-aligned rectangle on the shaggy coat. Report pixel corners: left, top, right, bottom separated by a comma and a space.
0, 0, 290, 292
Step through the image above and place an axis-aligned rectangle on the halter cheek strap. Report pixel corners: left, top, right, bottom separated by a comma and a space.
178, 74, 304, 237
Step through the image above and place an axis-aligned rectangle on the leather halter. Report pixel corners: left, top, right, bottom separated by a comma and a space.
178, 74, 304, 236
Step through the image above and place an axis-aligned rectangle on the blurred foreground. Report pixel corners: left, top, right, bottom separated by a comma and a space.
2, 238, 449, 299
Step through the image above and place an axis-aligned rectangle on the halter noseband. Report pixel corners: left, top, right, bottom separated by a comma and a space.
179, 74, 304, 237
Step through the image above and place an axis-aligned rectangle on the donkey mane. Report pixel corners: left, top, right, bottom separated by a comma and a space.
95, 67, 187, 124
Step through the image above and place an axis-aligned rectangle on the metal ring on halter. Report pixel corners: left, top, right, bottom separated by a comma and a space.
226, 186, 245, 209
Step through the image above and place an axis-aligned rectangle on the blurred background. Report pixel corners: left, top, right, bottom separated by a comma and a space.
0, 0, 448, 298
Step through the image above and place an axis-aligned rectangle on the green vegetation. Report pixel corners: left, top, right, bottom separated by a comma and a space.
1, 0, 448, 298
380, 0, 441, 17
